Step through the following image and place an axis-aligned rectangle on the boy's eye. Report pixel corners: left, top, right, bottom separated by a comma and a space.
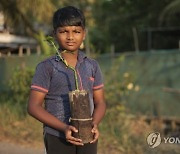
59, 30, 66, 33
74, 30, 81, 33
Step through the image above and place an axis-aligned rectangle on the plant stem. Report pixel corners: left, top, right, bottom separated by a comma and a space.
50, 40, 79, 90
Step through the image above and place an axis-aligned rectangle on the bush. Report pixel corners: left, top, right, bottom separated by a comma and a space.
104, 55, 137, 108
8, 67, 34, 116
100, 55, 150, 153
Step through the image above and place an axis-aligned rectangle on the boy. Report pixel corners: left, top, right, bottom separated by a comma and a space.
27, 6, 106, 154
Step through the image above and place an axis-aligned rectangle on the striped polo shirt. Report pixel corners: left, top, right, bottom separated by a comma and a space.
31, 50, 104, 138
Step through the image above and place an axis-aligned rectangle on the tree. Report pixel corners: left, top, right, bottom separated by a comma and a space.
0, 0, 55, 35
1, 0, 179, 53
159, 0, 180, 26
90, 0, 178, 53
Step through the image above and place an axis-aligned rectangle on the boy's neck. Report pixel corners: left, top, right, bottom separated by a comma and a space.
62, 51, 78, 58
60, 50, 78, 67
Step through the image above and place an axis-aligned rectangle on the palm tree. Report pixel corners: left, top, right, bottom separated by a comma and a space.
159, 0, 180, 25
0, 0, 55, 35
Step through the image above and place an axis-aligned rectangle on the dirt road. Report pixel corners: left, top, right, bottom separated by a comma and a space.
0, 141, 44, 154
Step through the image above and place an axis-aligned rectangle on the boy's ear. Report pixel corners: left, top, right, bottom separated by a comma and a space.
83, 35, 86, 40
53, 30, 56, 36
52, 30, 57, 40
83, 29, 86, 40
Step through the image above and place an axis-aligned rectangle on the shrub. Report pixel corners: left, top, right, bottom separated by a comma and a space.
8, 67, 34, 116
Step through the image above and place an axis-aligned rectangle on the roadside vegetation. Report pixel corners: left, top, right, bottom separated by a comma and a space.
0, 59, 149, 153
0, 0, 180, 153
1, 55, 180, 154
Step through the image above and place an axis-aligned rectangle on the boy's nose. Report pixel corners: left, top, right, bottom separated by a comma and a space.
67, 32, 74, 40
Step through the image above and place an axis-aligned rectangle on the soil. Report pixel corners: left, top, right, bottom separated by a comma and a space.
0, 140, 44, 154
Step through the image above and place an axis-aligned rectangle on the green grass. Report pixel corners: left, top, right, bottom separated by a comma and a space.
1, 50, 180, 153
1, 100, 180, 154
0, 102, 43, 145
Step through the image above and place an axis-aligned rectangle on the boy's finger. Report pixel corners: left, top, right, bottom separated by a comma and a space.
66, 136, 84, 146
69, 126, 78, 133
67, 139, 84, 146
66, 136, 82, 142
90, 131, 99, 143
91, 127, 97, 133
90, 137, 98, 144
91, 124, 98, 133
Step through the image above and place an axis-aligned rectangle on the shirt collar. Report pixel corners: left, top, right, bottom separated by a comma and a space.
54, 50, 87, 63
78, 50, 87, 63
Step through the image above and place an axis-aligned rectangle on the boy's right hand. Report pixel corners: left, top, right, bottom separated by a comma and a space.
64, 125, 84, 146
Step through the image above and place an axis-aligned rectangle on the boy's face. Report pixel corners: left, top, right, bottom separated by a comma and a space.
54, 26, 85, 52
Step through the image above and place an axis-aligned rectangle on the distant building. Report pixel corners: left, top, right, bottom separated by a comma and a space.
0, 12, 40, 57
0, 33, 40, 57
0, 12, 5, 32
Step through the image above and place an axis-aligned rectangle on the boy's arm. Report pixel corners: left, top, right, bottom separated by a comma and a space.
27, 90, 83, 145
90, 88, 106, 143
92, 88, 106, 126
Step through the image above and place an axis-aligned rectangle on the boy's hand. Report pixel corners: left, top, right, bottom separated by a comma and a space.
90, 124, 99, 143
64, 125, 84, 146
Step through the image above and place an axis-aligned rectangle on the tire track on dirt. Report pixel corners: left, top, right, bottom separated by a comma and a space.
0, 141, 44, 154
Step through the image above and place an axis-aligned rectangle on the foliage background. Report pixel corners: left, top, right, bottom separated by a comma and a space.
0, 0, 180, 53
1, 50, 180, 153
0, 0, 180, 153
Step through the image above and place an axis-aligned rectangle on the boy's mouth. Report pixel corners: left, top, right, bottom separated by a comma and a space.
66, 42, 76, 46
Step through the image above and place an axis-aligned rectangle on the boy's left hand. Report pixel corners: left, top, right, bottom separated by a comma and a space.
90, 124, 99, 143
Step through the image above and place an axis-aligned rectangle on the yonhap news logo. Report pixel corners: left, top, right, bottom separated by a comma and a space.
147, 132, 180, 148
147, 132, 161, 148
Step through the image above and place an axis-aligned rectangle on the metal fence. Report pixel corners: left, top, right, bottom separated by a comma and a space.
0, 55, 45, 91
0, 49, 180, 117
97, 49, 180, 117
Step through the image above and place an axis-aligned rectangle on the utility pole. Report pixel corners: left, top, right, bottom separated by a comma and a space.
147, 28, 152, 51
132, 27, 139, 53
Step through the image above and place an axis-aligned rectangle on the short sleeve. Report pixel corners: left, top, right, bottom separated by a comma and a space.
31, 61, 52, 93
93, 61, 104, 90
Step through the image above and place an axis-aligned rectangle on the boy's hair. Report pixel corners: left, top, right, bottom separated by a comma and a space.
53, 6, 85, 30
